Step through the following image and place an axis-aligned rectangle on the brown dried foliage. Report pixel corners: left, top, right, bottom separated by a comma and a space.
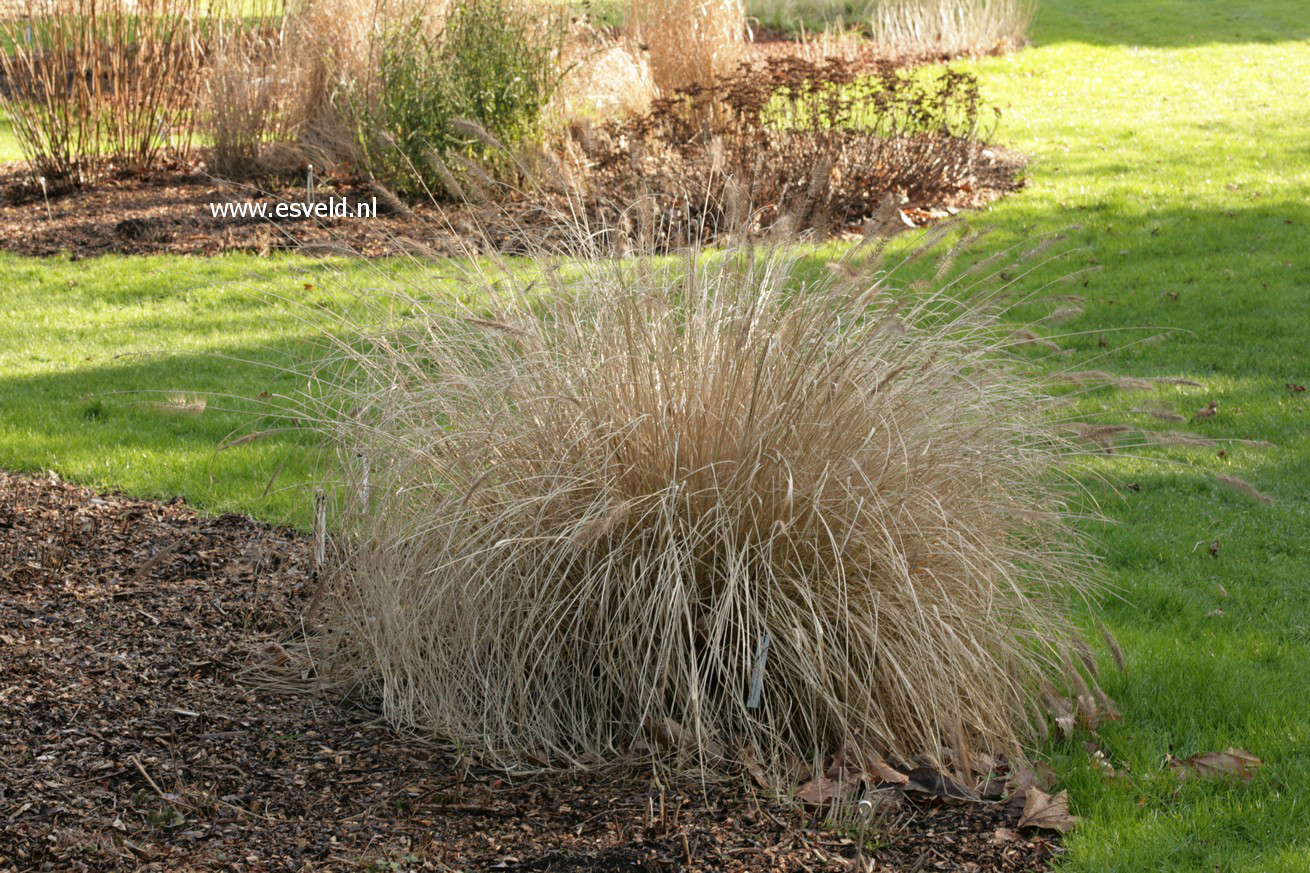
570, 56, 997, 245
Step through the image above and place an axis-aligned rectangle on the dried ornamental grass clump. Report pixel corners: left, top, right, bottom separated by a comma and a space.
631, 0, 746, 94
866, 0, 1036, 57
309, 232, 1101, 781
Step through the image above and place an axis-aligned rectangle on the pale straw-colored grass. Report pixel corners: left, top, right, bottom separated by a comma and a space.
630, 0, 746, 93
556, 26, 656, 120
866, 0, 1036, 56
307, 229, 1098, 780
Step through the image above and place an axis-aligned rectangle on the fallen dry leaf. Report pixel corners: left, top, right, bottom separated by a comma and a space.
991, 827, 1020, 845
1194, 400, 1218, 420
739, 743, 769, 789
827, 740, 910, 787
1167, 748, 1262, 783
1017, 788, 1080, 833
794, 773, 857, 806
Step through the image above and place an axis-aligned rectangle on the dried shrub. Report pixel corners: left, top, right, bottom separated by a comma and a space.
573, 57, 997, 244
306, 232, 1100, 780
0, 0, 203, 184
866, 0, 1036, 57
630, 0, 745, 94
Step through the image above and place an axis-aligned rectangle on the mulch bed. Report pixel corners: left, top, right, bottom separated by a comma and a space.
0, 146, 1024, 260
0, 469, 1063, 871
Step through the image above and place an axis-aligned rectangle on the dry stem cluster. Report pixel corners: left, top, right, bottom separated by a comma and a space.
307, 231, 1100, 779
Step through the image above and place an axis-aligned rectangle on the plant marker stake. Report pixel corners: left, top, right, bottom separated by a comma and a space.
359, 452, 370, 508
314, 490, 326, 569
856, 799, 875, 870
746, 632, 771, 709
38, 177, 52, 222
307, 163, 314, 207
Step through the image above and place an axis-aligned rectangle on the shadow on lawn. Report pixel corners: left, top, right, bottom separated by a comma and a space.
0, 341, 320, 523
971, 196, 1310, 348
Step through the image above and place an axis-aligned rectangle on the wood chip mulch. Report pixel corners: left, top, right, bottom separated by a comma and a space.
0, 469, 1063, 871
0, 146, 1024, 261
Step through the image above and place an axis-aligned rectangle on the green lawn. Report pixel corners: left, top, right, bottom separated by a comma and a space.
2, 0, 1309, 869
968, 4, 1310, 870
0, 254, 402, 525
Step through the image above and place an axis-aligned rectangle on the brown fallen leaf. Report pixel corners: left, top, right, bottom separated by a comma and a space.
1166, 748, 1261, 782
1287, 383, 1305, 393
1017, 788, 1080, 833
794, 772, 858, 806
827, 740, 909, 787
1194, 400, 1218, 420
991, 827, 1020, 845
739, 743, 769, 790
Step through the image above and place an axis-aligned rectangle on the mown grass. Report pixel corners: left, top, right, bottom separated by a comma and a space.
951, 2, 1310, 870
0, 254, 393, 525
0, 0, 1308, 869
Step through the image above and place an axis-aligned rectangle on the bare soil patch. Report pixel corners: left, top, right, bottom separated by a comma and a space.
0, 470, 1061, 871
